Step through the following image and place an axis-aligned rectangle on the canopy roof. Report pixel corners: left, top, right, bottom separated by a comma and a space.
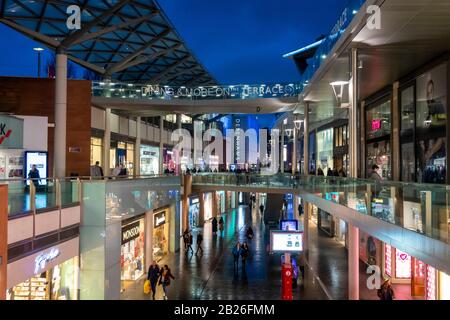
0, 0, 216, 85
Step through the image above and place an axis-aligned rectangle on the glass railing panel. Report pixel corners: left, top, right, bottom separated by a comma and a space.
4, 179, 31, 217
35, 178, 57, 211
60, 178, 80, 207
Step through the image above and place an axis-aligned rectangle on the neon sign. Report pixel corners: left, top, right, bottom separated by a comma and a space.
34, 248, 60, 274
372, 119, 381, 131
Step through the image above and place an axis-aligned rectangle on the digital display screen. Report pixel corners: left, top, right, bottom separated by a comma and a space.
25, 151, 48, 186
270, 231, 303, 252
280, 220, 298, 231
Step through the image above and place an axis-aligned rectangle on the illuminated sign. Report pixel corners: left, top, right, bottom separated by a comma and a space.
385, 244, 392, 277
34, 248, 60, 274
372, 119, 382, 131
395, 249, 411, 279
154, 211, 166, 228
280, 220, 298, 231
270, 231, 303, 252
122, 221, 140, 245
426, 265, 436, 300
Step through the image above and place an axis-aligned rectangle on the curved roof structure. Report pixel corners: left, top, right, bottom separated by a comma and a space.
0, 0, 216, 85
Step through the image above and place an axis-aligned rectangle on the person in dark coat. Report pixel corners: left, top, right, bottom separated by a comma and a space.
159, 265, 175, 300
218, 216, 224, 233
232, 242, 241, 272
212, 217, 218, 235
196, 232, 203, 255
28, 164, 40, 189
147, 261, 160, 300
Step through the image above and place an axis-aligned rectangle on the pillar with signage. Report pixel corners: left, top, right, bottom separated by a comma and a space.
0, 185, 7, 300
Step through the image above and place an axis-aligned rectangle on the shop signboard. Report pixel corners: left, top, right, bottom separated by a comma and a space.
0, 115, 23, 149
154, 211, 166, 228
270, 231, 303, 252
121, 221, 140, 245
34, 248, 60, 274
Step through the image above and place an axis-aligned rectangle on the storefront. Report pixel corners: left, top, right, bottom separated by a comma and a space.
6, 238, 79, 300
365, 97, 392, 180
90, 137, 103, 167
163, 147, 176, 173
400, 62, 447, 184
333, 123, 349, 175
203, 193, 213, 221
188, 196, 200, 229
110, 140, 135, 175
0, 115, 24, 179
216, 191, 226, 215
140, 144, 159, 175
316, 128, 334, 173
153, 209, 169, 261
382, 243, 445, 300
121, 217, 145, 283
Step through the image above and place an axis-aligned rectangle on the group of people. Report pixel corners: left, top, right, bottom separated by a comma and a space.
212, 216, 224, 235
316, 167, 347, 177
146, 261, 175, 300
232, 241, 250, 272
182, 229, 203, 255
90, 161, 128, 178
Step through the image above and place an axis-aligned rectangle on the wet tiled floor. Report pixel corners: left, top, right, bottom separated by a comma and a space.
120, 204, 420, 300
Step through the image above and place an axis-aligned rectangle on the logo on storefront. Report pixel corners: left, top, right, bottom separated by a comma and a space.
0, 123, 12, 146
34, 248, 60, 274
154, 211, 166, 228
122, 221, 141, 245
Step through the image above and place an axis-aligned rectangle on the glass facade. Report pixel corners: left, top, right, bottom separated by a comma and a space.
90, 137, 103, 166
316, 128, 334, 173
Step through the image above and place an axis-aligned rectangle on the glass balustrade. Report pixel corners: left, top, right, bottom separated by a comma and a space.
191, 173, 450, 244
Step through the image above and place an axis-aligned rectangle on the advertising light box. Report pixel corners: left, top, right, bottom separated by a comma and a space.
280, 220, 298, 231
270, 231, 303, 252
24, 151, 48, 186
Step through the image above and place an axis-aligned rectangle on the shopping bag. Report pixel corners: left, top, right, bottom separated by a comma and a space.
144, 280, 151, 294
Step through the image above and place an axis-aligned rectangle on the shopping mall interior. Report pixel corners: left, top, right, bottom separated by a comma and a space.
0, 0, 449, 303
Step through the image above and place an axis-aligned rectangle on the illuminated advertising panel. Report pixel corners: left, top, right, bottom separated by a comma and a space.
395, 249, 412, 279
270, 231, 303, 252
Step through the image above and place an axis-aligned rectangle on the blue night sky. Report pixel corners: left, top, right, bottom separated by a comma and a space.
0, 0, 344, 84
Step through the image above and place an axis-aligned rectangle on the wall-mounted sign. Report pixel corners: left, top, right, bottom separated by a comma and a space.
270, 231, 303, 252
0, 115, 23, 149
69, 147, 81, 153
154, 211, 166, 228
34, 248, 60, 274
121, 221, 140, 245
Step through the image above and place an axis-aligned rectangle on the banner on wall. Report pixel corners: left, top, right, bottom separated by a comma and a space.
416, 63, 447, 183
0, 115, 23, 149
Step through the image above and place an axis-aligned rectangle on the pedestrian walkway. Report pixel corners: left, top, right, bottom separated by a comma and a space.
121, 205, 327, 300
306, 220, 424, 300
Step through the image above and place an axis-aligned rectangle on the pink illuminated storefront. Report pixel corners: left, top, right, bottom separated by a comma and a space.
383, 244, 448, 300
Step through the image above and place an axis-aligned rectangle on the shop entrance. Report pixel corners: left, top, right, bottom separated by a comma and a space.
121, 218, 145, 292
153, 210, 169, 262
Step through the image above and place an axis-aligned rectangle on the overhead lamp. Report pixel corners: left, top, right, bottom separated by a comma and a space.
294, 119, 304, 130
330, 80, 350, 108
285, 128, 293, 138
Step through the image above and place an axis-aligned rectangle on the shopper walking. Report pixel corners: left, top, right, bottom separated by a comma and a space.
218, 216, 224, 234
232, 242, 241, 272
159, 265, 175, 300
196, 232, 203, 255
147, 261, 160, 300
187, 232, 194, 254
378, 279, 395, 300
212, 217, 218, 235
182, 228, 189, 252
241, 242, 249, 270
91, 161, 104, 179
28, 164, 41, 189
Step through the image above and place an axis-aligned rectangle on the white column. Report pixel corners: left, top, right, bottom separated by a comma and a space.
134, 116, 141, 176
159, 116, 164, 174
103, 108, 111, 176
292, 125, 297, 174
348, 223, 359, 300
303, 103, 309, 175
280, 123, 285, 173
54, 53, 67, 177
176, 114, 182, 174
349, 47, 359, 178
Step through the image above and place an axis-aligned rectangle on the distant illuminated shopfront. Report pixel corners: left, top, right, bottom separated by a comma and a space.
140, 145, 159, 175
121, 218, 145, 284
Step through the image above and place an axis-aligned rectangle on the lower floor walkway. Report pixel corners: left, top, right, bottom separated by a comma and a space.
121, 205, 327, 300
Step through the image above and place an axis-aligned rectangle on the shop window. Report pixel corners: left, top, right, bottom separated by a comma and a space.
366, 100, 391, 140
90, 137, 103, 166
367, 140, 391, 179
401, 142, 415, 182
316, 128, 334, 172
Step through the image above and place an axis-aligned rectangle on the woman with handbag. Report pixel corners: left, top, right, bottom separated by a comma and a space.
159, 265, 175, 300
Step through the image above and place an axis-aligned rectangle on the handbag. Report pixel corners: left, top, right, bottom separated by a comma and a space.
143, 280, 151, 294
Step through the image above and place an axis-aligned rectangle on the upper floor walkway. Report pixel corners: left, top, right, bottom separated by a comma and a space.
2, 172, 449, 274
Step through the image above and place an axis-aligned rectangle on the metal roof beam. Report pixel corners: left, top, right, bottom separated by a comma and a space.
104, 29, 172, 74
70, 12, 159, 46
60, 0, 132, 49
0, 18, 60, 48
148, 56, 191, 83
